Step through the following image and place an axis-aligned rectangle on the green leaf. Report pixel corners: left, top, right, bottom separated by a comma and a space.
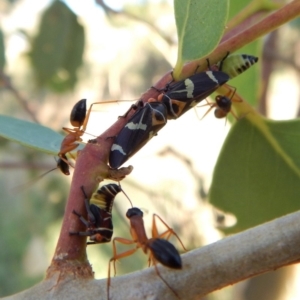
210, 116, 300, 233
29, 1, 84, 91
63, 20, 84, 77
174, 0, 229, 73
0, 115, 64, 155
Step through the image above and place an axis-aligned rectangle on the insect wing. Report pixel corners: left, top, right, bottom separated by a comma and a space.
162, 71, 230, 118
149, 238, 182, 269
166, 71, 229, 100
109, 102, 167, 169
89, 204, 104, 228
89, 204, 113, 242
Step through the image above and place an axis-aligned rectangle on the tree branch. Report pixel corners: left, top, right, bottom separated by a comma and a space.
4, 210, 300, 299
95, 0, 175, 45
0, 70, 40, 124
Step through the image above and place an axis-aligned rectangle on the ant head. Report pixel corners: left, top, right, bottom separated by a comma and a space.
70, 99, 87, 128
126, 207, 143, 219
215, 95, 232, 112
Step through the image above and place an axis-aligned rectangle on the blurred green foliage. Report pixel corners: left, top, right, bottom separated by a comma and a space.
29, 1, 84, 92
0, 29, 5, 70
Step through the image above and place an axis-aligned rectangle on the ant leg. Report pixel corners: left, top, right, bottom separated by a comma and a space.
107, 238, 138, 300
152, 214, 187, 251
69, 230, 92, 237
200, 103, 216, 120
151, 256, 180, 299
80, 186, 96, 224
218, 51, 230, 71
71, 210, 90, 228
82, 100, 129, 132
119, 100, 143, 119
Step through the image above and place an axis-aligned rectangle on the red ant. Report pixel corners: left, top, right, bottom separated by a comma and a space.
201, 87, 241, 120
107, 207, 187, 299
58, 98, 129, 174
57, 99, 88, 173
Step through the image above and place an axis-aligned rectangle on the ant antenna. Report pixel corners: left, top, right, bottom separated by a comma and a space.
118, 182, 133, 207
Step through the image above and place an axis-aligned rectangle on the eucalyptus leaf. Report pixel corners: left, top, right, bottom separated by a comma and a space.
174, 0, 229, 73
29, 1, 84, 91
0, 115, 64, 155
210, 117, 300, 233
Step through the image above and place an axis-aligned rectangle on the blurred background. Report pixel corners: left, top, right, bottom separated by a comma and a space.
0, 0, 300, 299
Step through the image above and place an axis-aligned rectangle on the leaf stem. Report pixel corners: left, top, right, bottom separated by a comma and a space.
226, 0, 283, 32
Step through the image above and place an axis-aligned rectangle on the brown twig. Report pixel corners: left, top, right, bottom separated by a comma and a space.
96, 0, 175, 45
158, 146, 208, 199
0, 70, 40, 124
259, 30, 279, 116
0, 161, 55, 170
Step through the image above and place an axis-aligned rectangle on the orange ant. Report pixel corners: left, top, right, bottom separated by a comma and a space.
107, 207, 187, 299
201, 87, 241, 120
58, 98, 132, 174
58, 99, 88, 171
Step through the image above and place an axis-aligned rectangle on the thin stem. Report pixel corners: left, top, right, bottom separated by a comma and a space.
0, 70, 40, 124
226, 0, 283, 32
96, 0, 174, 45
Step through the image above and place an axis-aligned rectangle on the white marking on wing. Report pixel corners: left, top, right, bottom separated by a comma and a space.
125, 122, 147, 130
111, 144, 126, 155
206, 71, 219, 84
184, 78, 194, 98
125, 106, 148, 131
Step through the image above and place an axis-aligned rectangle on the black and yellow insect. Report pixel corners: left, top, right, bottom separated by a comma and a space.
70, 184, 122, 244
